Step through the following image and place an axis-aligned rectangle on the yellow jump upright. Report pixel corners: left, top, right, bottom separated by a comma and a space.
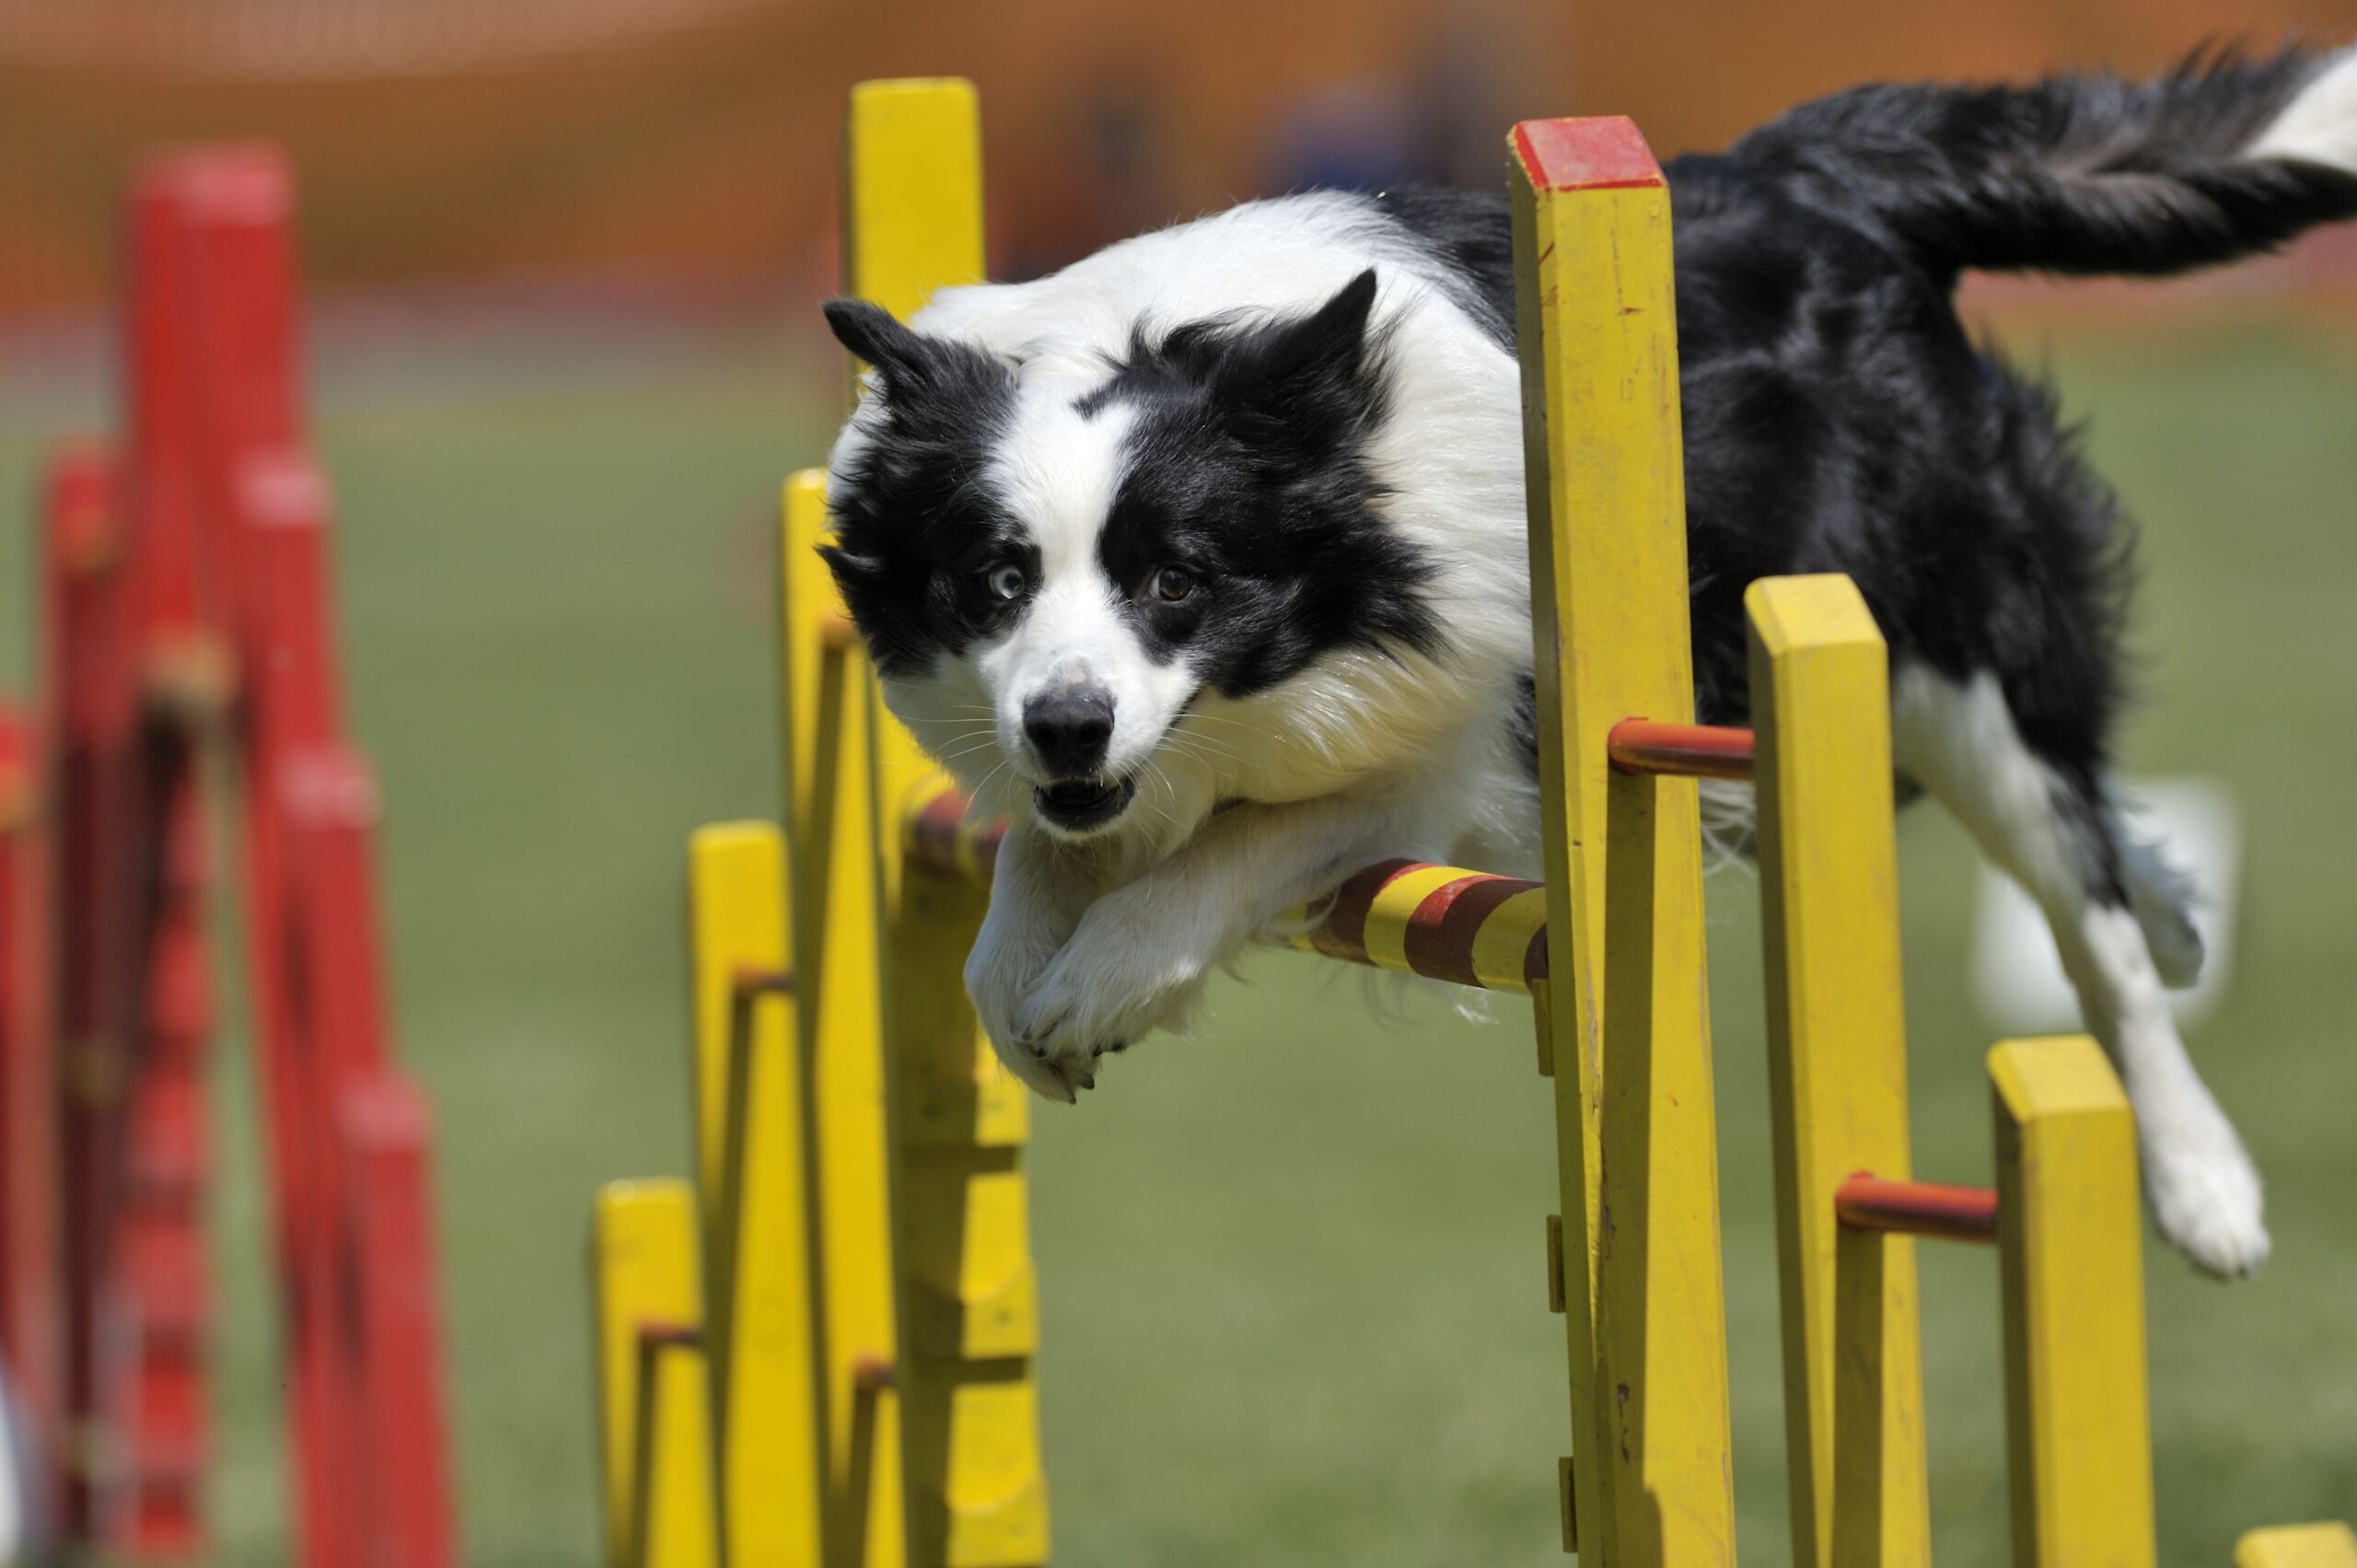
591, 1179, 715, 1568
1748, 575, 1929, 1568
776, 460, 906, 1568
687, 823, 823, 1567
1509, 118, 1734, 1566
1991, 1035, 2155, 1568
834, 77, 1051, 1568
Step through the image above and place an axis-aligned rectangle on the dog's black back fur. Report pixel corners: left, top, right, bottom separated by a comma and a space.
1376, 48, 2357, 889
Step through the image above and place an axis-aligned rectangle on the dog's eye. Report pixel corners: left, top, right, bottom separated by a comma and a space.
1151, 565, 1195, 603
985, 563, 1027, 601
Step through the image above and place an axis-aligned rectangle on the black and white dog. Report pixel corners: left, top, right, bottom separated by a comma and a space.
819, 48, 2357, 1276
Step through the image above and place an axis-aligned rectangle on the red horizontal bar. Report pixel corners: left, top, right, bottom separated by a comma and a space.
1607, 719, 1756, 782
1835, 1174, 1999, 1244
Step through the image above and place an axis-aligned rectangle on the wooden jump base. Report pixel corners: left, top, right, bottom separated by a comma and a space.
585, 77, 2356, 1568
0, 149, 457, 1566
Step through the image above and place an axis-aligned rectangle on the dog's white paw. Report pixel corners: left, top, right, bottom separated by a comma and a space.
1007, 890, 1214, 1093
2144, 1130, 2269, 1278
965, 900, 1080, 1103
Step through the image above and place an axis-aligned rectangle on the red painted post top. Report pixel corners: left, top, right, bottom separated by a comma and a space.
1511, 117, 1665, 192
137, 144, 293, 228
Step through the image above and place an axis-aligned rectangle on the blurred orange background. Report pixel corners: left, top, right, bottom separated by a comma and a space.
9, 0, 2357, 314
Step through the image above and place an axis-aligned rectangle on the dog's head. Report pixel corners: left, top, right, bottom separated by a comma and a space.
818, 268, 1441, 848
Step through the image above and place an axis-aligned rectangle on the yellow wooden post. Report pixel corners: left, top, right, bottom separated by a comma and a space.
1747, 575, 1929, 1568
592, 1180, 715, 1568
842, 77, 1051, 1568
888, 856, 1049, 1567
1508, 117, 1734, 1565
778, 470, 835, 922
630, 1330, 720, 1568
2238, 1524, 2357, 1568
841, 75, 987, 881
1989, 1036, 2156, 1568
766, 88, 989, 1566
842, 79, 985, 364
687, 822, 823, 1566
779, 482, 906, 1568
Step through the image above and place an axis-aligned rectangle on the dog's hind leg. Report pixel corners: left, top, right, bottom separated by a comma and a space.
1890, 664, 2268, 1276
2108, 785, 2208, 988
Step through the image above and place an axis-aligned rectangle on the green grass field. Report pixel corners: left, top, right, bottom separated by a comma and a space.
5, 317, 2354, 1565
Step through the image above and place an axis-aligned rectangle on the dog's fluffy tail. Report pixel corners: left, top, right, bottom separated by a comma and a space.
1727, 43, 2357, 276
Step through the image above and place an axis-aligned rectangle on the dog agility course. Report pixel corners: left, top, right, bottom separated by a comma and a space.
0, 150, 456, 1564
587, 79, 2357, 1568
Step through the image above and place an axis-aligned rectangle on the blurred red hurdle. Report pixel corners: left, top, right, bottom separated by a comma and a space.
0, 147, 457, 1565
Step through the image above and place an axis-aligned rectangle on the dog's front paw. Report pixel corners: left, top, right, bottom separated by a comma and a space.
965, 900, 1080, 1103
2145, 1126, 2270, 1278
1009, 891, 1219, 1093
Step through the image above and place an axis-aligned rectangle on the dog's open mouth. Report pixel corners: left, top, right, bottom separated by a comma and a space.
1033, 775, 1137, 832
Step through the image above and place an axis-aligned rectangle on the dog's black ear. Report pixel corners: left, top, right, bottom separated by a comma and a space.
1255, 268, 1380, 388
824, 297, 926, 379
823, 297, 1010, 420
814, 540, 888, 621
1212, 269, 1386, 459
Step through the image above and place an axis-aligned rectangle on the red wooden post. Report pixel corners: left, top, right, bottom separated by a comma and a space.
42, 443, 140, 1543
337, 1074, 458, 1568
0, 704, 64, 1531
280, 744, 382, 1566
19, 142, 457, 1568
110, 156, 234, 1559
110, 774, 210, 1556
235, 454, 363, 1568
181, 145, 304, 638
124, 158, 211, 648
282, 747, 458, 1566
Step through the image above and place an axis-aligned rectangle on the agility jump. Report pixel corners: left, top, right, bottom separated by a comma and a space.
0, 148, 457, 1566
588, 78, 2357, 1568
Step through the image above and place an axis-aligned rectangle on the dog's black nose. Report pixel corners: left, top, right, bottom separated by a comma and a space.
1023, 689, 1114, 775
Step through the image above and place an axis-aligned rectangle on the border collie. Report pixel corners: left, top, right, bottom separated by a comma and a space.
819, 47, 2357, 1276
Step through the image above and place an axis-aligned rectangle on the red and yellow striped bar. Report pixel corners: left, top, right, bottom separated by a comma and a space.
1292, 858, 1548, 994
1834, 1176, 1999, 1244
907, 789, 1003, 888
905, 789, 1549, 997
1605, 719, 1756, 782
